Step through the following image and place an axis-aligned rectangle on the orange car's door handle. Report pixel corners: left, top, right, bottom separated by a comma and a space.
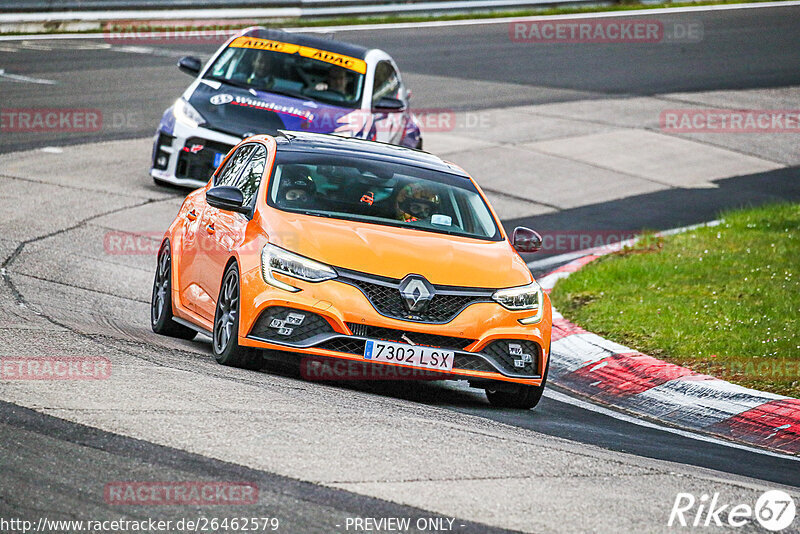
186, 210, 197, 221
206, 224, 215, 234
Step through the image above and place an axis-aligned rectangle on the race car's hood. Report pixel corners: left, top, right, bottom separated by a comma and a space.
189, 81, 360, 137
263, 212, 532, 289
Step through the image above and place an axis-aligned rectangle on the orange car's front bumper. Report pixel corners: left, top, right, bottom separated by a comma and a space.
237, 266, 552, 386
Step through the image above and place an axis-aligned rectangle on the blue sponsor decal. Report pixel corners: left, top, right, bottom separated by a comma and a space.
213, 152, 224, 167
364, 340, 374, 359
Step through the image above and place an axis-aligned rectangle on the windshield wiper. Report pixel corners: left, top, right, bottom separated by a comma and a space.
261, 87, 305, 100
205, 75, 251, 90
208, 76, 305, 100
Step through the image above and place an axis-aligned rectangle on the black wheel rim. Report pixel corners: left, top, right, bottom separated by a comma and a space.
214, 269, 238, 354
152, 246, 170, 326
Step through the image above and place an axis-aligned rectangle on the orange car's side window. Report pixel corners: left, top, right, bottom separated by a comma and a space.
229, 145, 267, 207
215, 144, 255, 187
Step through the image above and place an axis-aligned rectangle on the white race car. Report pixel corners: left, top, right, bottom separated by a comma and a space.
150, 27, 423, 188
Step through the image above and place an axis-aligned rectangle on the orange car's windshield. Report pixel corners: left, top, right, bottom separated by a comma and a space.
266, 153, 502, 241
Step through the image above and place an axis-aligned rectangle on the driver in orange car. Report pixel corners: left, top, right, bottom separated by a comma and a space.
395, 183, 441, 222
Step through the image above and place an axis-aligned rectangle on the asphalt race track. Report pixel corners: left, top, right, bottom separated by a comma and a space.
1, 4, 799, 533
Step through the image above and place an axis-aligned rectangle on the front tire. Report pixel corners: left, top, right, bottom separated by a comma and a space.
212, 262, 262, 370
151, 242, 197, 340
485, 349, 550, 409
485, 384, 545, 409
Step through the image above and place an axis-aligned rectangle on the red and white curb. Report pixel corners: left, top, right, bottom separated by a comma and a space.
538, 225, 800, 456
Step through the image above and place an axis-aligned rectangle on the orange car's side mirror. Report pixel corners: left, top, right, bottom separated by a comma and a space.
206, 186, 249, 214
511, 227, 542, 253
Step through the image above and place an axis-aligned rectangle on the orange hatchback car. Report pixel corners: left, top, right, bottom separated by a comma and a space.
151, 131, 552, 408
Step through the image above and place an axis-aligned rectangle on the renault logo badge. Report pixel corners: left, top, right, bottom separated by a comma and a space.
398, 275, 435, 313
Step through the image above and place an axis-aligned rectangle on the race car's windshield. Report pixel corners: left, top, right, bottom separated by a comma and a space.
267, 152, 502, 241
205, 45, 364, 109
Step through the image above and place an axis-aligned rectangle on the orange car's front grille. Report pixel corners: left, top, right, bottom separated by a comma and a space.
315, 337, 540, 378
335, 269, 494, 324
346, 323, 474, 351
245, 306, 541, 379
315, 338, 494, 374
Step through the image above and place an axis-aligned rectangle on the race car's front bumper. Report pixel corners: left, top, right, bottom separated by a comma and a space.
150, 121, 241, 188
237, 266, 552, 386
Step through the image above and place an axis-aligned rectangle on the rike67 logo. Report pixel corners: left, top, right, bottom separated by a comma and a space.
669, 490, 796, 531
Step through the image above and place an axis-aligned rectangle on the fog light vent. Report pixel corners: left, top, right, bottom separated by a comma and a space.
248, 307, 334, 343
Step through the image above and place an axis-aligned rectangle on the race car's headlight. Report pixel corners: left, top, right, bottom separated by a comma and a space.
173, 98, 206, 129
492, 281, 543, 320
261, 244, 337, 292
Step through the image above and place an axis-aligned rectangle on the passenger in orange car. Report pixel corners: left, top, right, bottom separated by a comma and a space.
395, 183, 441, 222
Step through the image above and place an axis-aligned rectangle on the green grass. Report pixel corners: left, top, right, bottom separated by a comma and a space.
5, 0, 792, 36
550, 204, 800, 398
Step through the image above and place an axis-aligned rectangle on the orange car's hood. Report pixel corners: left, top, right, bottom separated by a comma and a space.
264, 212, 532, 288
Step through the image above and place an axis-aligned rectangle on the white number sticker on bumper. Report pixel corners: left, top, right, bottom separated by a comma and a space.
364, 340, 454, 371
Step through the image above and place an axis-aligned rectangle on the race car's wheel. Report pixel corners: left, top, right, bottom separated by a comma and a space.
212, 262, 263, 370
151, 242, 197, 340
485, 383, 545, 409
416, 138, 423, 150
485, 348, 550, 409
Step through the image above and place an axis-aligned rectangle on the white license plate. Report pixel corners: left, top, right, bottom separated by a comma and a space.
364, 339, 454, 371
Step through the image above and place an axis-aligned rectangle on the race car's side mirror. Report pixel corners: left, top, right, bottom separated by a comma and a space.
178, 56, 202, 77
206, 186, 249, 214
373, 97, 406, 112
512, 227, 542, 253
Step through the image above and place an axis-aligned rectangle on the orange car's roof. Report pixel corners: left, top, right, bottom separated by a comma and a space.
274, 131, 470, 178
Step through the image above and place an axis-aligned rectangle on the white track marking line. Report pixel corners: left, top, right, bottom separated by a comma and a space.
544, 388, 800, 462
17, 42, 53, 50
110, 44, 198, 58
0, 68, 57, 85
20, 41, 112, 51
0, 1, 798, 41
293, 0, 800, 32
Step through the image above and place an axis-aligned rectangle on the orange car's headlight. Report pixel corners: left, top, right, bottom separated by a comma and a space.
261, 244, 337, 292
492, 281, 544, 324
